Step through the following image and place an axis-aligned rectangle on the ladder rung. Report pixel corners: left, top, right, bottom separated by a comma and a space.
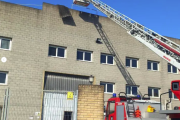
92, 0, 180, 70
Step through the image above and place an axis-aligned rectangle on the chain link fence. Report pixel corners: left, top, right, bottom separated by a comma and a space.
0, 89, 78, 120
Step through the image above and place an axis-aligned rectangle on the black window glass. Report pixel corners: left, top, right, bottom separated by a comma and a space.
168, 64, 171, 72
126, 86, 131, 94
132, 86, 137, 95
64, 111, 72, 120
107, 56, 113, 64
154, 89, 159, 97
85, 52, 91, 61
101, 54, 106, 63
0, 73, 6, 83
172, 66, 177, 73
148, 88, 152, 96
100, 82, 106, 92
132, 59, 137, 67
77, 51, 83, 60
1, 39, 10, 49
48, 46, 56, 56
148, 61, 151, 70
126, 58, 130, 67
153, 62, 158, 70
57, 48, 65, 57
107, 84, 113, 93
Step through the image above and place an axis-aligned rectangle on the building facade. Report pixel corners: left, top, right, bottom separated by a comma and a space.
0, 1, 180, 119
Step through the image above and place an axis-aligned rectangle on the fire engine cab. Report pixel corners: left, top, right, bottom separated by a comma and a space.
158, 80, 180, 120
105, 80, 180, 120
72, 0, 180, 119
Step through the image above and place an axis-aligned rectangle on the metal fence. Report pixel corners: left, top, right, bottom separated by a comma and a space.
0, 89, 9, 120
0, 88, 78, 120
42, 90, 78, 120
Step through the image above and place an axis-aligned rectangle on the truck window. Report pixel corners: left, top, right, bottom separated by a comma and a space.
109, 101, 115, 114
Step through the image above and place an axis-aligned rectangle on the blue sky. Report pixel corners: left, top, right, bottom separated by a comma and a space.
2, 0, 180, 39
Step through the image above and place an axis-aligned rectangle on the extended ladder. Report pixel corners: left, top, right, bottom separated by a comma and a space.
126, 100, 135, 117
74, 0, 180, 70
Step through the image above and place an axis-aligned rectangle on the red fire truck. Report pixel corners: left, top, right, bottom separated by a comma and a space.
72, 1, 180, 119
104, 80, 180, 120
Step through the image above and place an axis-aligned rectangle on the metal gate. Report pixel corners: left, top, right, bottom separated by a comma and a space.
42, 72, 91, 120
42, 90, 78, 120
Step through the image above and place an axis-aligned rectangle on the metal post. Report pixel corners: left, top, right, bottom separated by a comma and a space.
74, 90, 78, 120
1, 89, 6, 120
5, 88, 9, 120
2, 88, 9, 120
160, 92, 169, 110
166, 98, 172, 110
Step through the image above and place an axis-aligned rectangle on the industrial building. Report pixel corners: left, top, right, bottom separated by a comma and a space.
0, 1, 180, 120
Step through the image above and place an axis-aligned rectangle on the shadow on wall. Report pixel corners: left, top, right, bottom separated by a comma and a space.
79, 11, 100, 26
58, 5, 76, 26
79, 11, 140, 95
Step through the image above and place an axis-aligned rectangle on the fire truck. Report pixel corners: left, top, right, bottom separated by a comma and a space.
104, 80, 180, 120
72, 0, 180, 120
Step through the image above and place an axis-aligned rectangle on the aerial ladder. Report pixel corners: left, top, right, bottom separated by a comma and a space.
103, 80, 180, 120
73, 0, 180, 71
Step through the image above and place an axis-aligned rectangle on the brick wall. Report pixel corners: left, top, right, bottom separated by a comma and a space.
0, 1, 179, 119
77, 85, 104, 120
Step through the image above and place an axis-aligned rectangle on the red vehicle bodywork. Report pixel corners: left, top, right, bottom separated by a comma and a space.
105, 97, 127, 120
171, 80, 180, 101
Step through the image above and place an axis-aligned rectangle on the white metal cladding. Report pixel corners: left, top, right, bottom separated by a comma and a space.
44, 72, 91, 91
42, 91, 78, 120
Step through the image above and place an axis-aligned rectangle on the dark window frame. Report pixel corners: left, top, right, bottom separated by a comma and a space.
77, 50, 92, 62
147, 60, 159, 71
100, 54, 114, 65
126, 57, 138, 68
100, 82, 114, 93
168, 63, 178, 74
48, 45, 66, 58
0, 37, 11, 50
63, 111, 72, 120
126, 85, 138, 96
0, 72, 8, 85
148, 87, 160, 98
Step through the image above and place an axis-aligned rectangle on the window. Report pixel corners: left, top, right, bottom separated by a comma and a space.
0, 72, 8, 85
0, 72, 7, 85
109, 101, 115, 114
147, 61, 159, 71
64, 111, 72, 120
77, 50, 92, 62
0, 37, 11, 50
100, 82, 114, 93
48, 45, 66, 58
169, 89, 178, 99
101, 54, 114, 65
168, 63, 178, 74
126, 57, 138, 68
106, 101, 115, 116
126, 85, 138, 96
148, 87, 160, 98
